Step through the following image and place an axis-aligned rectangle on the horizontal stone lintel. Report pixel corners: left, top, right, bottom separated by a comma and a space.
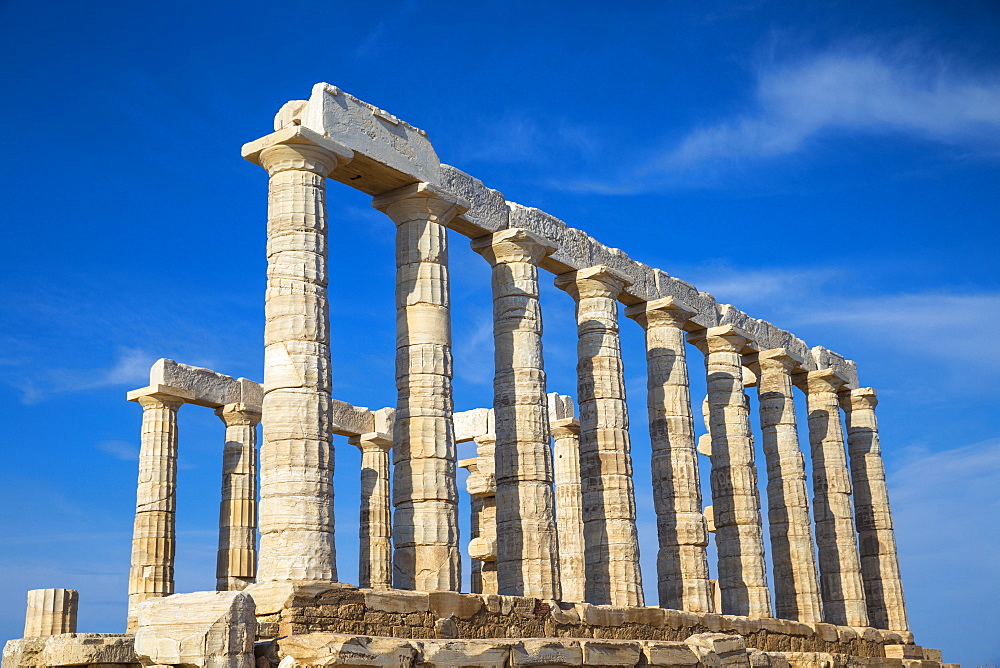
270, 83, 859, 388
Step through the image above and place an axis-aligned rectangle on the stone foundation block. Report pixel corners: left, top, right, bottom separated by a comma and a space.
2, 634, 138, 668
134, 591, 256, 667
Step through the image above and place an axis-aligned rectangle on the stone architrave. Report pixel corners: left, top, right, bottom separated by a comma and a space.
372, 182, 469, 592
242, 127, 354, 583
460, 433, 498, 595
841, 387, 908, 631
551, 416, 585, 603
797, 369, 869, 627
349, 432, 393, 590
215, 403, 261, 592
23, 589, 78, 637
471, 228, 561, 599
625, 297, 713, 613
688, 325, 771, 618
751, 350, 823, 623
126, 390, 184, 631
554, 265, 643, 607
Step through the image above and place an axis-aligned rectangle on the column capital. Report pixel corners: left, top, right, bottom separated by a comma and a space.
553, 265, 632, 301
840, 387, 878, 411
127, 385, 191, 410
371, 182, 470, 226
349, 432, 393, 452
624, 296, 697, 330
550, 417, 581, 439
686, 324, 756, 355
215, 402, 262, 427
794, 367, 850, 394
470, 228, 556, 266
241, 126, 353, 177
747, 348, 806, 374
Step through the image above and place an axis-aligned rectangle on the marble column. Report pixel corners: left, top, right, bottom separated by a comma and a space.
554, 265, 643, 606
243, 128, 353, 582
215, 403, 261, 592
461, 433, 498, 595
841, 387, 908, 631
472, 228, 561, 599
126, 391, 183, 631
688, 325, 771, 618
551, 416, 585, 603
350, 432, 393, 590
373, 182, 469, 592
625, 297, 713, 613
797, 369, 869, 627
752, 350, 822, 623
24, 589, 78, 637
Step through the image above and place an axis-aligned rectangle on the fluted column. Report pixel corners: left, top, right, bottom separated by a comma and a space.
554, 265, 643, 606
461, 434, 498, 595
215, 402, 261, 592
626, 297, 712, 613
688, 325, 771, 618
797, 369, 869, 627
373, 182, 469, 592
243, 127, 353, 582
841, 387, 908, 630
752, 350, 822, 622
127, 391, 183, 631
472, 228, 561, 599
551, 417, 585, 603
24, 589, 78, 637
350, 432, 393, 589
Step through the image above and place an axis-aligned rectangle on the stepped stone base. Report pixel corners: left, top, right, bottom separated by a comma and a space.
3, 583, 951, 668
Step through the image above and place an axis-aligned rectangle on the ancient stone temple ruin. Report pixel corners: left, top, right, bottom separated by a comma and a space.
4, 84, 953, 668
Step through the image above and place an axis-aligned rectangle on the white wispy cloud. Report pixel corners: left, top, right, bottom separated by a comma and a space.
658, 49, 1000, 171
13, 346, 154, 404
95, 440, 140, 461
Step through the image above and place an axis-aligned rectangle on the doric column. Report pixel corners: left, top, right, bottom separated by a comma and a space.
554, 265, 643, 606
215, 403, 261, 592
751, 350, 822, 622
797, 369, 869, 627
372, 182, 469, 592
460, 434, 498, 595
471, 228, 560, 599
350, 432, 393, 590
625, 297, 712, 613
841, 387, 908, 630
551, 417, 585, 603
688, 325, 771, 618
24, 589, 78, 637
126, 391, 183, 631
242, 127, 353, 582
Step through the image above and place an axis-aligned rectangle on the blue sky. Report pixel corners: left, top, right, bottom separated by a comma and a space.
1, 0, 998, 664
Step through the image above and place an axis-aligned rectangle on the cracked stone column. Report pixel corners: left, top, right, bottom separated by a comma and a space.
625, 297, 713, 613
23, 589, 78, 637
551, 415, 585, 603
215, 403, 261, 592
373, 182, 469, 592
460, 434, 498, 595
751, 350, 822, 623
349, 432, 393, 589
688, 325, 771, 618
797, 369, 869, 627
242, 127, 353, 582
472, 228, 561, 599
126, 390, 183, 631
555, 265, 643, 606
841, 387, 908, 631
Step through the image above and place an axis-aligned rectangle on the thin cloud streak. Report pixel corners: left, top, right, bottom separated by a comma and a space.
659, 51, 1000, 170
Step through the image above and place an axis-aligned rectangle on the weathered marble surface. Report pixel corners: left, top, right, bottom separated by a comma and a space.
626, 297, 713, 614
22, 589, 77, 638
134, 591, 256, 668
